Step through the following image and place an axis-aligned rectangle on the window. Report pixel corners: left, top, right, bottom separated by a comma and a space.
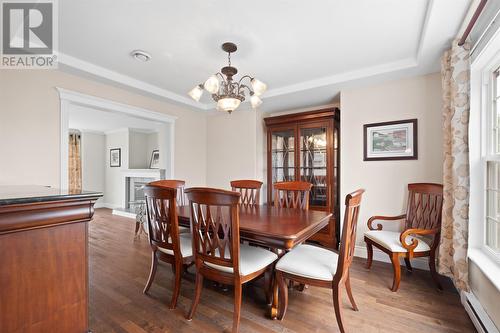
485, 69, 500, 256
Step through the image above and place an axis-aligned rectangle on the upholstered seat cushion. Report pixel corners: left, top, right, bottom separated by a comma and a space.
364, 230, 431, 253
276, 244, 338, 281
157, 233, 193, 258
205, 244, 278, 276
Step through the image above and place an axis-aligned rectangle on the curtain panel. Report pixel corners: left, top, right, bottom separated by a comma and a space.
438, 39, 471, 291
69, 132, 82, 192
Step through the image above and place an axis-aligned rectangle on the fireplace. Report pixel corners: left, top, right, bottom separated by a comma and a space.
127, 177, 155, 209
112, 169, 166, 219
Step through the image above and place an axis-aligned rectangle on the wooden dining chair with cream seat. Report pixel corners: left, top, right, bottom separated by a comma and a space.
364, 183, 444, 292
149, 179, 190, 233
273, 181, 313, 210
142, 185, 194, 309
231, 179, 275, 301
185, 187, 278, 333
230, 180, 263, 207
275, 189, 365, 333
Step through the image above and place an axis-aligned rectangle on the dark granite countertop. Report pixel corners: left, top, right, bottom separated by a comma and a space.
0, 185, 103, 206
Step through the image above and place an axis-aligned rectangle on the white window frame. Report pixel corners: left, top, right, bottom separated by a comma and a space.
470, 25, 500, 290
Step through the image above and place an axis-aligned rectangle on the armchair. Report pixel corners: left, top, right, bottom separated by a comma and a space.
364, 183, 443, 292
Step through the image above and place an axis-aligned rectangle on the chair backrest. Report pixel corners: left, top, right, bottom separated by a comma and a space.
185, 187, 242, 275
148, 179, 186, 206
230, 180, 263, 207
273, 181, 313, 210
404, 183, 443, 232
336, 189, 365, 279
143, 185, 180, 255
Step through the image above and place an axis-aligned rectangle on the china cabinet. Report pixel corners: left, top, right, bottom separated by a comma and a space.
264, 108, 340, 248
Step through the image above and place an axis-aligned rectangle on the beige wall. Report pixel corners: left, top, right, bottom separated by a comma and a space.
0, 70, 207, 188
340, 73, 444, 247
206, 110, 260, 189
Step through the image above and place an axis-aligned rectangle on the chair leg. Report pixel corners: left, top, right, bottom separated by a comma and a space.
404, 257, 413, 272
390, 253, 401, 292
429, 252, 443, 291
276, 270, 288, 320
143, 251, 158, 294
169, 263, 182, 309
264, 266, 273, 305
365, 241, 373, 269
345, 272, 358, 311
186, 272, 203, 320
233, 283, 242, 333
332, 284, 346, 333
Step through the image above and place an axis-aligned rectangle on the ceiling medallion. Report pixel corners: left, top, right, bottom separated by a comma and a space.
188, 42, 267, 114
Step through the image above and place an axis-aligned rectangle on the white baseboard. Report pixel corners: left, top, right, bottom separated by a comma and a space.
354, 245, 429, 271
98, 203, 121, 209
112, 209, 136, 219
461, 291, 499, 333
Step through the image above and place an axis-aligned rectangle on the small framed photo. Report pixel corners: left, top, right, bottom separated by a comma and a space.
149, 150, 160, 169
110, 148, 121, 167
363, 119, 418, 161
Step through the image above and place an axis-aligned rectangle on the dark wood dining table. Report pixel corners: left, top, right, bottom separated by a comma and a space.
177, 204, 332, 318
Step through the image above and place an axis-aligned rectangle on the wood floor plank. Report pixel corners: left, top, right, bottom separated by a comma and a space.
89, 209, 476, 333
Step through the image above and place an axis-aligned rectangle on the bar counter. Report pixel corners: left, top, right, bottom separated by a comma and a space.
0, 185, 102, 333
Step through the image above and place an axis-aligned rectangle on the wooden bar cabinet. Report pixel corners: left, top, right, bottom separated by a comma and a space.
0, 186, 102, 333
264, 108, 340, 248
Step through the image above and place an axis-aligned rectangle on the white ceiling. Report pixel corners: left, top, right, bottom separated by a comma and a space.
68, 104, 163, 133
58, 0, 472, 113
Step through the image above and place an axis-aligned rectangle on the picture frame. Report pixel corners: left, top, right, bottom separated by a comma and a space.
363, 119, 418, 161
110, 148, 121, 167
149, 150, 160, 169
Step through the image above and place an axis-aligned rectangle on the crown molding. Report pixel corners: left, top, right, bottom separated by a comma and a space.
416, 0, 434, 61
264, 57, 418, 98
58, 53, 210, 111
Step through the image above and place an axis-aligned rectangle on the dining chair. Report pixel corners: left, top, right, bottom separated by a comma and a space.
142, 185, 194, 309
273, 181, 313, 210
275, 189, 365, 333
149, 179, 190, 233
149, 179, 187, 206
364, 183, 443, 292
230, 179, 263, 206
231, 179, 273, 300
185, 187, 278, 332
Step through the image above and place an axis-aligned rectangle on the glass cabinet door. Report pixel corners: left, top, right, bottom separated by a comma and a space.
271, 128, 295, 184
299, 125, 329, 209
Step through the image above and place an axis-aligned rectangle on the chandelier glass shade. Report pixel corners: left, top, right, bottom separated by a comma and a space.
188, 42, 267, 113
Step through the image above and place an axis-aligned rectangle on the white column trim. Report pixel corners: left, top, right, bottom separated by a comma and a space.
56, 87, 176, 189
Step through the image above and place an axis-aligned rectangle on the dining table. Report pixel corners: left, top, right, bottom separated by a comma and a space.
177, 204, 332, 319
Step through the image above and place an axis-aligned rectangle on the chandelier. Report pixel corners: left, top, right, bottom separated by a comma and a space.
188, 42, 267, 113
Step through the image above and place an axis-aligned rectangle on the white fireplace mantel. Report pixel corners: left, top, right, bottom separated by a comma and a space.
121, 169, 166, 179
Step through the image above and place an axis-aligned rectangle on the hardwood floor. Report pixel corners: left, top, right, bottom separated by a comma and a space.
89, 209, 475, 333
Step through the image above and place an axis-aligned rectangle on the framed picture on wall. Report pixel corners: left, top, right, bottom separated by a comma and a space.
110, 148, 121, 167
149, 150, 160, 169
363, 119, 418, 161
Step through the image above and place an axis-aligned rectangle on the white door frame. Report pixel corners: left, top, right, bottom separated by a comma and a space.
56, 87, 177, 189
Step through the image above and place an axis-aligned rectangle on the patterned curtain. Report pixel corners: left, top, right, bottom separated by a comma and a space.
438, 39, 470, 291
68, 132, 82, 192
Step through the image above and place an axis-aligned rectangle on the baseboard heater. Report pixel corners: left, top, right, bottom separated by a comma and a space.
461, 291, 499, 333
